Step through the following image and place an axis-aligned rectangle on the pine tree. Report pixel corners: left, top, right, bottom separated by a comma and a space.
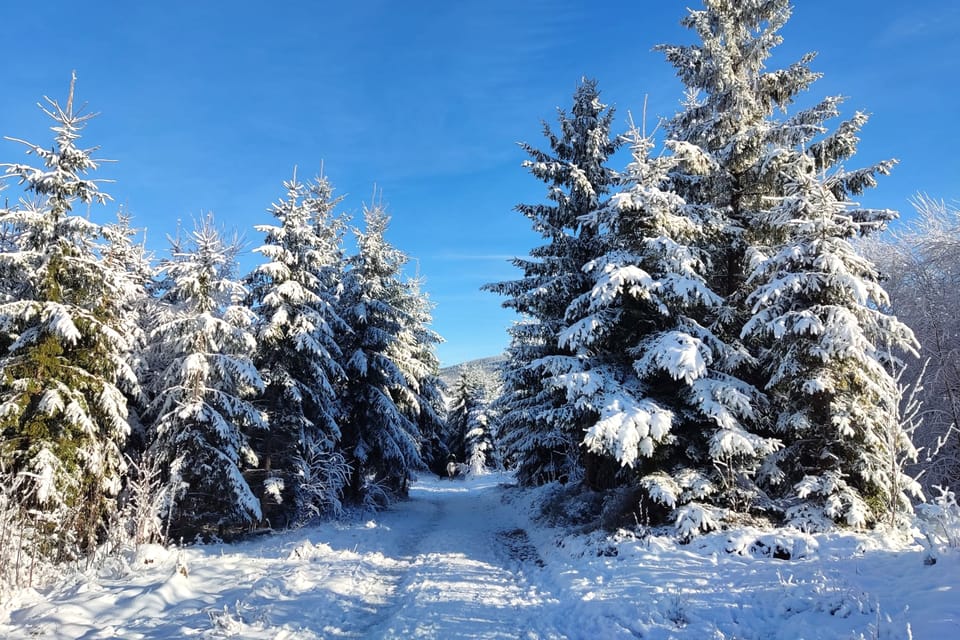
742, 162, 917, 528
101, 209, 154, 453
657, 1, 823, 321
246, 170, 349, 522
447, 364, 499, 474
143, 214, 266, 538
389, 275, 447, 476
558, 122, 777, 532
485, 78, 620, 486
338, 205, 424, 502
659, 0, 915, 527
0, 77, 139, 554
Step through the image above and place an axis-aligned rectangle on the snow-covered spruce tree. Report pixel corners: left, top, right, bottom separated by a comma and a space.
484, 78, 620, 487
447, 364, 499, 474
143, 214, 266, 539
338, 205, 425, 503
246, 171, 350, 523
558, 123, 778, 535
101, 209, 154, 453
743, 168, 917, 529
0, 78, 139, 555
659, 0, 915, 527
388, 275, 448, 477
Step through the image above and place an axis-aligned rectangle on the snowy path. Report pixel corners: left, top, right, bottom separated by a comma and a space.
0, 474, 570, 639
354, 477, 562, 638
2, 473, 957, 639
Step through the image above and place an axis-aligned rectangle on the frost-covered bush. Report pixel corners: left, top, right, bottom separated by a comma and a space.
673, 504, 722, 542
722, 529, 819, 560
0, 470, 62, 592
293, 440, 351, 522
534, 482, 606, 530
917, 486, 960, 563
117, 453, 176, 548
775, 570, 875, 622
865, 195, 960, 493
0, 471, 31, 590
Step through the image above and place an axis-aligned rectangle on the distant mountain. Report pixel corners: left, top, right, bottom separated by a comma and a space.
439, 355, 506, 388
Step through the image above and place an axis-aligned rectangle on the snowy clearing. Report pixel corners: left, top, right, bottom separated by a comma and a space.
1, 473, 957, 639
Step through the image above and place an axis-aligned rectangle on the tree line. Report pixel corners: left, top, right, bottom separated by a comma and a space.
0, 74, 453, 569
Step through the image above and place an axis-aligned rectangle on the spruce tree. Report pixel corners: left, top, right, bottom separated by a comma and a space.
742, 161, 917, 528
658, 0, 915, 527
559, 123, 777, 532
485, 78, 620, 486
247, 171, 349, 522
338, 205, 424, 502
0, 77, 139, 554
143, 215, 266, 538
447, 364, 499, 474
101, 209, 154, 453
389, 275, 447, 477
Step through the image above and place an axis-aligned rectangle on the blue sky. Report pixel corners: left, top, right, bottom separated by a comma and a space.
1, 1, 958, 366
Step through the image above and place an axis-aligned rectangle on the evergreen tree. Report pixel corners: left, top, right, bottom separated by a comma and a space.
338, 205, 424, 502
247, 170, 349, 523
742, 163, 917, 528
447, 364, 499, 474
485, 78, 620, 486
389, 275, 447, 476
0, 78, 139, 554
101, 209, 154, 453
558, 123, 777, 532
143, 215, 266, 538
659, 0, 914, 527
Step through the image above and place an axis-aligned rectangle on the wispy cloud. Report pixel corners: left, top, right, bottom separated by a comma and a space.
875, 9, 960, 46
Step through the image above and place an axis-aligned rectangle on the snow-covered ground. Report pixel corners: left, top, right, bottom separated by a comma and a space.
1, 473, 956, 639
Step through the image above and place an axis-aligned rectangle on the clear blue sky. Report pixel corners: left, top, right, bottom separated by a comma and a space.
2, 1, 958, 366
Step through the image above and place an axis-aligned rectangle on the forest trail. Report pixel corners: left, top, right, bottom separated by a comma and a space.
5, 474, 952, 639
345, 475, 564, 638
0, 474, 574, 639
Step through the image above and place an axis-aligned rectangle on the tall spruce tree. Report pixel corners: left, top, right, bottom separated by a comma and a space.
742, 160, 917, 528
659, 0, 915, 527
485, 78, 620, 486
247, 171, 349, 522
144, 215, 266, 538
101, 209, 153, 453
558, 123, 777, 533
0, 78, 139, 554
389, 275, 447, 476
447, 364, 499, 474
338, 205, 424, 502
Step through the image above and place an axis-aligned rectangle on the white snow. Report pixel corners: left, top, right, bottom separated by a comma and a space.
1, 473, 957, 639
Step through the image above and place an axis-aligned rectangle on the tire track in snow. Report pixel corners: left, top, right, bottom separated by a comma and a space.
364, 477, 565, 639
325, 488, 447, 638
